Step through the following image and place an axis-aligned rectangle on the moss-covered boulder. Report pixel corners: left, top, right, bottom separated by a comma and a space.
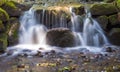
90, 3, 117, 16
0, 34, 7, 53
109, 28, 120, 45
1, 1, 21, 17
46, 28, 76, 47
0, 8, 9, 22
108, 14, 119, 26
96, 15, 108, 29
7, 17, 20, 46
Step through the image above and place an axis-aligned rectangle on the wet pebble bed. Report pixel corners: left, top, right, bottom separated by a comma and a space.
0, 46, 120, 72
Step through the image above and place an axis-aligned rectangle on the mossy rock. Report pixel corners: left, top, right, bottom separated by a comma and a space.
1, 1, 21, 17
96, 15, 108, 29
90, 3, 117, 16
0, 0, 7, 6
0, 20, 5, 33
7, 17, 20, 46
0, 34, 7, 53
46, 28, 76, 47
0, 7, 9, 22
108, 14, 119, 25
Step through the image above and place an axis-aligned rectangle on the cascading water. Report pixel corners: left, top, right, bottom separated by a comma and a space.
70, 5, 110, 47
0, 3, 111, 57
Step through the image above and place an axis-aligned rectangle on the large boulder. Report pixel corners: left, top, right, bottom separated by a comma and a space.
108, 28, 120, 46
90, 3, 117, 16
0, 8, 9, 22
1, 1, 22, 17
6, 17, 20, 46
46, 28, 76, 47
96, 15, 108, 29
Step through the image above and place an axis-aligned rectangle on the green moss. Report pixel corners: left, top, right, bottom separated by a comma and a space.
108, 14, 118, 25
91, 3, 117, 15
0, 34, 8, 50
4, 1, 17, 9
0, 0, 7, 6
0, 8, 9, 21
0, 20, 5, 31
117, 0, 120, 8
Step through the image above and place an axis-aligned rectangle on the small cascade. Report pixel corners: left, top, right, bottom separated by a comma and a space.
19, 8, 47, 45
70, 4, 110, 47
1, 3, 111, 57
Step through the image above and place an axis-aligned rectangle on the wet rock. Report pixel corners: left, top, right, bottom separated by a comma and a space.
7, 17, 20, 46
108, 28, 120, 45
90, 3, 117, 16
46, 28, 76, 47
35, 51, 43, 57
96, 15, 108, 29
105, 47, 115, 52
1, 1, 22, 17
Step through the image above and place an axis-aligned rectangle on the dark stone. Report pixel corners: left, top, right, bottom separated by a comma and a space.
96, 15, 108, 29
46, 28, 76, 47
108, 28, 120, 46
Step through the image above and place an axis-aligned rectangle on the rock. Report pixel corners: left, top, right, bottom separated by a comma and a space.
46, 28, 76, 47
0, 20, 5, 32
7, 17, 20, 46
0, 34, 7, 53
90, 3, 117, 16
109, 28, 120, 45
1, 1, 22, 17
108, 14, 119, 26
12, 1, 31, 11
96, 15, 108, 29
0, 8, 9, 22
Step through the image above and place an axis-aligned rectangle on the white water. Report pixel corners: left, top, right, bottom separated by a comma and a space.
70, 6, 109, 47
1, 5, 110, 57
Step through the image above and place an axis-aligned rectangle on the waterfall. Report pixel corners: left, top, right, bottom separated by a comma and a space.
19, 8, 47, 45
70, 4, 110, 47
2, 3, 111, 57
